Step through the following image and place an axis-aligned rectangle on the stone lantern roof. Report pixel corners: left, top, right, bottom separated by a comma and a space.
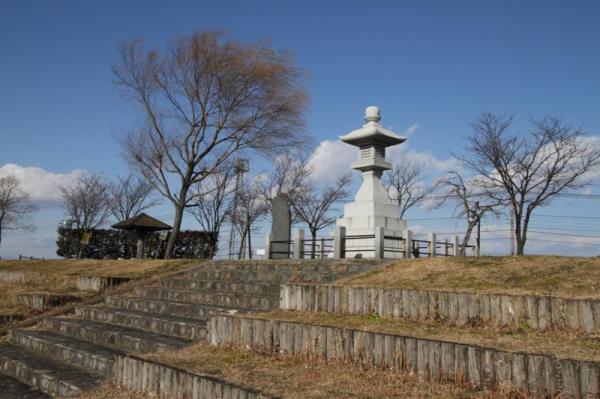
339, 106, 407, 173
339, 106, 406, 147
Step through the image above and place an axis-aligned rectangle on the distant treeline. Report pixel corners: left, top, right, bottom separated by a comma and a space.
56, 227, 217, 259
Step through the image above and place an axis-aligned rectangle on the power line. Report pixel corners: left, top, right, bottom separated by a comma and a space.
527, 230, 600, 240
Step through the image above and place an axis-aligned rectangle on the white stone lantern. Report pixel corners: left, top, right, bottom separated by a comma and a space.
336, 106, 407, 257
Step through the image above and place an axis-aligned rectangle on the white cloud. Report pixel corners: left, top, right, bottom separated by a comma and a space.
307, 140, 356, 185
404, 123, 419, 137
0, 164, 86, 207
308, 122, 461, 187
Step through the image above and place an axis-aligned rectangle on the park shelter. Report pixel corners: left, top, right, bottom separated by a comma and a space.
112, 213, 172, 259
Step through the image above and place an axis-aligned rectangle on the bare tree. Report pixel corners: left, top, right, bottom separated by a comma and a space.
232, 181, 268, 259
257, 152, 311, 224
464, 113, 600, 255
293, 174, 351, 258
189, 167, 236, 258
61, 174, 110, 257
437, 171, 501, 255
385, 159, 437, 218
0, 175, 36, 249
114, 30, 308, 258
108, 174, 160, 221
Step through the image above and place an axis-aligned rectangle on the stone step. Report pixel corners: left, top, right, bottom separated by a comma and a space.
182, 268, 335, 283
42, 317, 192, 353
8, 329, 120, 376
134, 287, 279, 311
0, 343, 102, 397
75, 305, 207, 340
105, 295, 241, 319
0, 373, 51, 399
160, 278, 280, 296
186, 262, 342, 272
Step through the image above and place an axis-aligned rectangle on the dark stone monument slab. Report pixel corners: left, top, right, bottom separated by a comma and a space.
270, 194, 291, 258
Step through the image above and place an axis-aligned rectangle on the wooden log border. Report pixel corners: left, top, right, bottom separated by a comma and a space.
76, 276, 131, 292
280, 284, 600, 333
0, 271, 45, 284
209, 314, 600, 398
113, 354, 279, 399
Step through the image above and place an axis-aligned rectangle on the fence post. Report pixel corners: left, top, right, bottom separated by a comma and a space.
320, 238, 326, 259
444, 238, 449, 256
403, 229, 412, 259
334, 226, 346, 259
452, 235, 460, 256
375, 227, 385, 259
293, 229, 304, 259
266, 233, 273, 260
428, 232, 437, 257
474, 240, 480, 257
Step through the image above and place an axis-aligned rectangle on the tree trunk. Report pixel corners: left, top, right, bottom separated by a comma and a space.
461, 223, 476, 256
165, 199, 186, 259
514, 212, 524, 256
238, 228, 247, 259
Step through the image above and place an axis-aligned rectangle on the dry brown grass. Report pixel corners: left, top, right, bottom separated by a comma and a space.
0, 259, 199, 278
252, 311, 600, 363
340, 256, 600, 298
144, 342, 502, 399
75, 381, 149, 398
0, 259, 199, 318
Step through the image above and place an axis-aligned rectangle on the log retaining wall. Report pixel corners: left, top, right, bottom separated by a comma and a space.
76, 276, 131, 292
209, 314, 599, 398
16, 293, 78, 310
280, 284, 600, 332
0, 271, 44, 284
113, 354, 278, 399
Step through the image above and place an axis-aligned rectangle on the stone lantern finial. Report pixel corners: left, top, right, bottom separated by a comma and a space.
364, 106, 381, 123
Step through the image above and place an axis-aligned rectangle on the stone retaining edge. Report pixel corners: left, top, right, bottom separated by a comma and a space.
209, 314, 600, 399
280, 284, 600, 332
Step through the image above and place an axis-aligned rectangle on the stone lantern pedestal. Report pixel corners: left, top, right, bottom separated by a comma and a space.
335, 106, 407, 258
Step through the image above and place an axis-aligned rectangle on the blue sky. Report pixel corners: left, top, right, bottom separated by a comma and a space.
1, 0, 600, 258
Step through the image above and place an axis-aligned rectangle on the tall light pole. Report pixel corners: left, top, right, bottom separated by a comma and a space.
228, 158, 249, 259
476, 201, 481, 255
510, 211, 515, 256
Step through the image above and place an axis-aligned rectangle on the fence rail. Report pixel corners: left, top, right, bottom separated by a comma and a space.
267, 228, 477, 260
301, 238, 334, 259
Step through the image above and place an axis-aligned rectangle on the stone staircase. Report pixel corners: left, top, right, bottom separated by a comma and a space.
0, 259, 381, 398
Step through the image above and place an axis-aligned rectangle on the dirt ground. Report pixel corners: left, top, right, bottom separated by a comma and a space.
340, 256, 600, 298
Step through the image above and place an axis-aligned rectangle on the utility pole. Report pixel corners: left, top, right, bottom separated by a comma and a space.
248, 227, 252, 259
475, 201, 481, 256
228, 158, 249, 259
510, 212, 515, 256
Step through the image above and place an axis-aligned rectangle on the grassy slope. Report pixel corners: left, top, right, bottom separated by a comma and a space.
145, 343, 491, 399
0, 259, 198, 278
0, 259, 199, 315
339, 256, 600, 298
